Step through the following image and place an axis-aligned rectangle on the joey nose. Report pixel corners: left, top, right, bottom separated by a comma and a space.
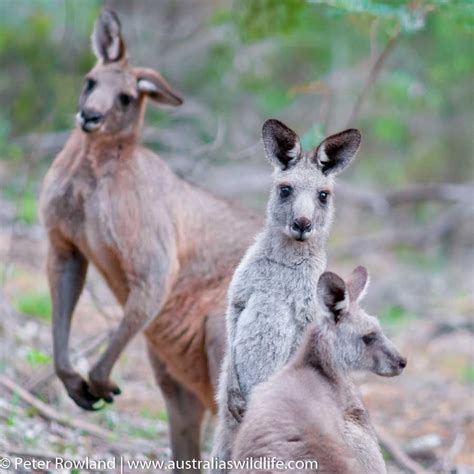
292, 217, 312, 234
398, 357, 407, 369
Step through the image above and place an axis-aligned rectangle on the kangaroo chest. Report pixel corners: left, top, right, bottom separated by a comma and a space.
263, 260, 321, 331
42, 155, 129, 302
341, 386, 386, 473
234, 259, 323, 395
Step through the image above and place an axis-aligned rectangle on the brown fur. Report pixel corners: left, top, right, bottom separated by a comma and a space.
231, 321, 389, 474
39, 9, 259, 468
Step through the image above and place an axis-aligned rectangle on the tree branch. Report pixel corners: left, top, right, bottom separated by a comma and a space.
346, 27, 401, 126
376, 426, 428, 474
336, 182, 473, 214
0, 375, 161, 455
0, 375, 114, 439
333, 203, 471, 258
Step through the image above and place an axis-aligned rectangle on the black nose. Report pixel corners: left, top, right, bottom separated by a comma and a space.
398, 357, 407, 369
292, 217, 312, 234
80, 109, 103, 124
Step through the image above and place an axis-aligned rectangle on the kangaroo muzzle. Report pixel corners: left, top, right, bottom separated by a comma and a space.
77, 109, 104, 133
290, 217, 313, 241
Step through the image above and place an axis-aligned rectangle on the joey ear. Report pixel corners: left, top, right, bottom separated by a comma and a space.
317, 271, 349, 323
347, 266, 370, 303
313, 129, 361, 175
262, 119, 302, 170
135, 68, 183, 106
91, 9, 126, 64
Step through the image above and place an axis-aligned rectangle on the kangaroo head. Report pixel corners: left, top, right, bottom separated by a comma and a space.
317, 266, 407, 377
262, 119, 361, 243
77, 9, 182, 137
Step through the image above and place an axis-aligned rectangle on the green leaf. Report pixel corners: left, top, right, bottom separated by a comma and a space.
14, 292, 52, 320
26, 349, 52, 367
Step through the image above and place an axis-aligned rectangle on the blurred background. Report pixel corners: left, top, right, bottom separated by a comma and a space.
0, 1, 472, 472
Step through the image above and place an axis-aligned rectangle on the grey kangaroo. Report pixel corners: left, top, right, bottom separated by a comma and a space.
212, 119, 362, 465
39, 9, 259, 469
231, 267, 407, 474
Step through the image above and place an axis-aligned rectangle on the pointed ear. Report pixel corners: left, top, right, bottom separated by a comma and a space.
317, 271, 349, 323
262, 119, 302, 170
135, 68, 183, 107
91, 9, 126, 64
313, 129, 361, 175
347, 266, 370, 303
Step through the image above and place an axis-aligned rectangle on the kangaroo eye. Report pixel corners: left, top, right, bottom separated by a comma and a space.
279, 185, 293, 199
119, 93, 133, 107
318, 191, 329, 204
362, 333, 377, 346
84, 78, 96, 93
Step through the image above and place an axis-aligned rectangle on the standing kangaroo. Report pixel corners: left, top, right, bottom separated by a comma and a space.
231, 267, 407, 474
212, 119, 361, 465
39, 9, 259, 467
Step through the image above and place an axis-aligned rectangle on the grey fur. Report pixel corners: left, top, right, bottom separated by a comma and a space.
212, 120, 362, 468
230, 268, 407, 474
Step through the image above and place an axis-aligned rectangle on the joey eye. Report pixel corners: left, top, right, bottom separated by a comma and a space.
362, 333, 377, 346
119, 93, 133, 107
279, 185, 293, 199
318, 191, 329, 204
84, 78, 96, 93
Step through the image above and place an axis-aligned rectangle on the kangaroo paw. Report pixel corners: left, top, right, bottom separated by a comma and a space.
87, 375, 121, 404
63, 373, 103, 411
228, 388, 247, 422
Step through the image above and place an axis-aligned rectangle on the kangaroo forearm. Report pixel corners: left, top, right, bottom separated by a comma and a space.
48, 247, 88, 376
89, 281, 171, 381
89, 316, 143, 379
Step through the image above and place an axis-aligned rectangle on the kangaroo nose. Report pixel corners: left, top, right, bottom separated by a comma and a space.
398, 357, 407, 369
292, 217, 312, 234
80, 110, 103, 124
79, 109, 104, 133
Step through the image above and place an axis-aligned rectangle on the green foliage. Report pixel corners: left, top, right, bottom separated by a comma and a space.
18, 185, 38, 225
99, 407, 118, 430
461, 364, 474, 384
157, 410, 169, 423
0, 0, 100, 139
228, 0, 308, 42
300, 124, 325, 150
139, 407, 168, 422
380, 304, 411, 326
26, 349, 51, 367
203, 0, 474, 184
126, 424, 158, 440
6, 393, 21, 427
0, 0, 472, 189
2, 177, 45, 225
372, 116, 408, 145
395, 245, 447, 271
14, 291, 52, 320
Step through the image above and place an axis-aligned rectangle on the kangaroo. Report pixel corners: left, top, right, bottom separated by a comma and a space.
39, 9, 259, 467
231, 267, 407, 474
212, 119, 362, 467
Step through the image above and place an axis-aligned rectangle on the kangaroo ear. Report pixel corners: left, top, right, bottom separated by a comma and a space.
313, 129, 361, 175
91, 9, 126, 64
347, 266, 370, 303
262, 119, 302, 170
135, 68, 183, 107
317, 271, 349, 323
